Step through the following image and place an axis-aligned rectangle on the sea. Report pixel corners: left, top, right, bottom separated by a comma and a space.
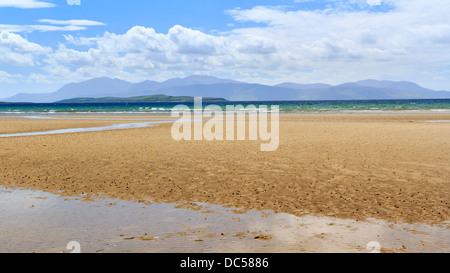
1, 99, 450, 115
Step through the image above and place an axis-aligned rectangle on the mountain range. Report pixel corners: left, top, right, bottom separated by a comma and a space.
2, 75, 450, 103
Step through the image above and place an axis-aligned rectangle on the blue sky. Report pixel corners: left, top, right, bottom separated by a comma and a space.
0, 0, 449, 97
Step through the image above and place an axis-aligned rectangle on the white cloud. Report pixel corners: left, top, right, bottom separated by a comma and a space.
39, 24, 292, 84
0, 19, 106, 33
0, 0, 54, 8
0, 24, 86, 33
367, 0, 382, 6
38, 19, 106, 26
221, 0, 450, 86
0, 71, 23, 83
63, 35, 97, 46
39, 25, 228, 83
0, 31, 50, 66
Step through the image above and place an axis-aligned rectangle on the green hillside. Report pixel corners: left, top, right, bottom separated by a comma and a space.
57, 95, 227, 103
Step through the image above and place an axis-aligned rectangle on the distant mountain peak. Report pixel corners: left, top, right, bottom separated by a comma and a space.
355, 79, 427, 92
275, 82, 332, 90
63, 77, 131, 86
1, 76, 450, 103
162, 75, 240, 86
184, 75, 220, 80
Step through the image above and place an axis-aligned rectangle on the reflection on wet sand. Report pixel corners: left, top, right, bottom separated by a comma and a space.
0, 187, 448, 253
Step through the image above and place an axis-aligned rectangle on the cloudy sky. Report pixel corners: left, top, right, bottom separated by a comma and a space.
0, 0, 449, 97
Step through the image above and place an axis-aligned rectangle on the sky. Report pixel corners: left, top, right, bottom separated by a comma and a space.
0, 0, 450, 97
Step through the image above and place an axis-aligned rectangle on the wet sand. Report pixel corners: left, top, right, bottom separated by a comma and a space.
0, 113, 449, 227
1, 187, 448, 253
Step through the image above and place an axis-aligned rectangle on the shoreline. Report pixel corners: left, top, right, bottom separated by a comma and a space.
1, 109, 450, 116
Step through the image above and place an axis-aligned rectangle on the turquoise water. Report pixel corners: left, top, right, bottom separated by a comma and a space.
1, 99, 450, 114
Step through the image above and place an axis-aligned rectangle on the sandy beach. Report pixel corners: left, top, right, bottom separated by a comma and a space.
0, 113, 449, 226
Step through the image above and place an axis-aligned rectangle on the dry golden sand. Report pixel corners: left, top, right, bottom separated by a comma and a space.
0, 114, 449, 225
